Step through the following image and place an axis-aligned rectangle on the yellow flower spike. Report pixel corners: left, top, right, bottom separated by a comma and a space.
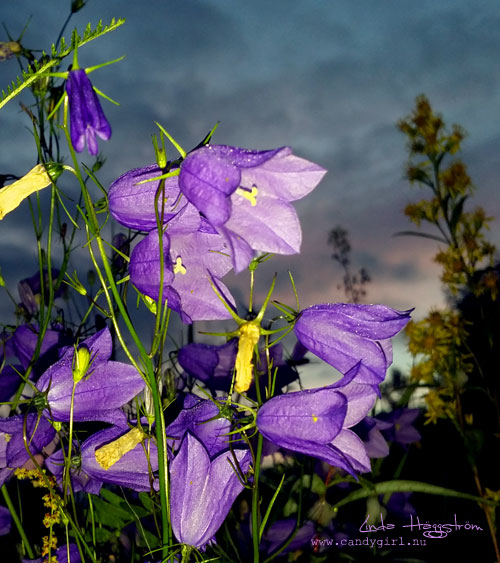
95, 426, 146, 470
0, 164, 52, 220
234, 322, 261, 394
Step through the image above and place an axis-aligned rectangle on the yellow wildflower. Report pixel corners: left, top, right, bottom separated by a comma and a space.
0, 164, 52, 220
234, 322, 261, 394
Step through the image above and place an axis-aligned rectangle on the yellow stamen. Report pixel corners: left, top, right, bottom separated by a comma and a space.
173, 256, 187, 275
95, 427, 145, 470
0, 164, 52, 220
236, 186, 258, 207
312, 414, 318, 423
234, 323, 261, 393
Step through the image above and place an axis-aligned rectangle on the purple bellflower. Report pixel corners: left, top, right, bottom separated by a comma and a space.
129, 206, 235, 323
0, 505, 11, 536
179, 145, 327, 272
352, 416, 392, 458
0, 413, 56, 486
377, 408, 421, 446
66, 68, 111, 156
262, 519, 316, 556
109, 166, 236, 323
170, 432, 251, 549
23, 543, 81, 563
294, 304, 412, 384
177, 340, 237, 392
36, 327, 145, 422
257, 364, 377, 476
108, 164, 187, 231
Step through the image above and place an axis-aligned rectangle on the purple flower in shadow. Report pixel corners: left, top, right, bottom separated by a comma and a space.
66, 69, 111, 156
23, 543, 81, 563
353, 416, 392, 459
377, 408, 421, 445
0, 413, 56, 486
294, 304, 412, 384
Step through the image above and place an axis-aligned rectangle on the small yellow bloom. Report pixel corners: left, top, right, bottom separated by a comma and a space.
0, 164, 52, 220
234, 322, 261, 393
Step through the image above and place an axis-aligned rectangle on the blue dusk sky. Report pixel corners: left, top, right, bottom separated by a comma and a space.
1, 1, 500, 378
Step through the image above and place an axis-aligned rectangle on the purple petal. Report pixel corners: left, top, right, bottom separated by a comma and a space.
240, 147, 327, 201
257, 388, 347, 445
81, 426, 158, 491
36, 328, 145, 422
225, 195, 302, 255
179, 147, 240, 226
294, 304, 412, 384
129, 229, 174, 302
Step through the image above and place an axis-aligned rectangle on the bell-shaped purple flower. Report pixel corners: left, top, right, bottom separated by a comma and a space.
170, 432, 251, 548
178, 340, 237, 391
129, 205, 235, 323
262, 519, 316, 556
294, 304, 412, 384
179, 145, 327, 272
256, 364, 376, 476
108, 164, 187, 231
377, 408, 421, 445
66, 69, 111, 156
353, 416, 392, 458
36, 327, 145, 422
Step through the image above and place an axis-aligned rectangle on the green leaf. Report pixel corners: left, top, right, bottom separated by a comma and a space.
90, 495, 131, 529
332, 479, 499, 511
393, 230, 448, 243
449, 195, 468, 234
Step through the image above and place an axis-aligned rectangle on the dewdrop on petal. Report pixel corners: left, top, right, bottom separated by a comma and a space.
234, 322, 261, 393
0, 164, 52, 220
95, 426, 146, 470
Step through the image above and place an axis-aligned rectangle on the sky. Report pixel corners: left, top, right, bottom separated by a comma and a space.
1, 1, 500, 380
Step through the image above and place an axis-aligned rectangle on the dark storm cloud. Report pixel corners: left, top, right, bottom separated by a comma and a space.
1, 0, 500, 327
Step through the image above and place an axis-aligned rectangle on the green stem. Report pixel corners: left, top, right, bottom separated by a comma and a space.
1, 485, 35, 559
252, 432, 264, 563
63, 117, 171, 556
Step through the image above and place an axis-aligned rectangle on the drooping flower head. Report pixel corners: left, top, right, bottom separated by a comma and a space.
257, 363, 377, 476
66, 68, 111, 156
294, 304, 412, 384
169, 432, 251, 549
179, 145, 327, 272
